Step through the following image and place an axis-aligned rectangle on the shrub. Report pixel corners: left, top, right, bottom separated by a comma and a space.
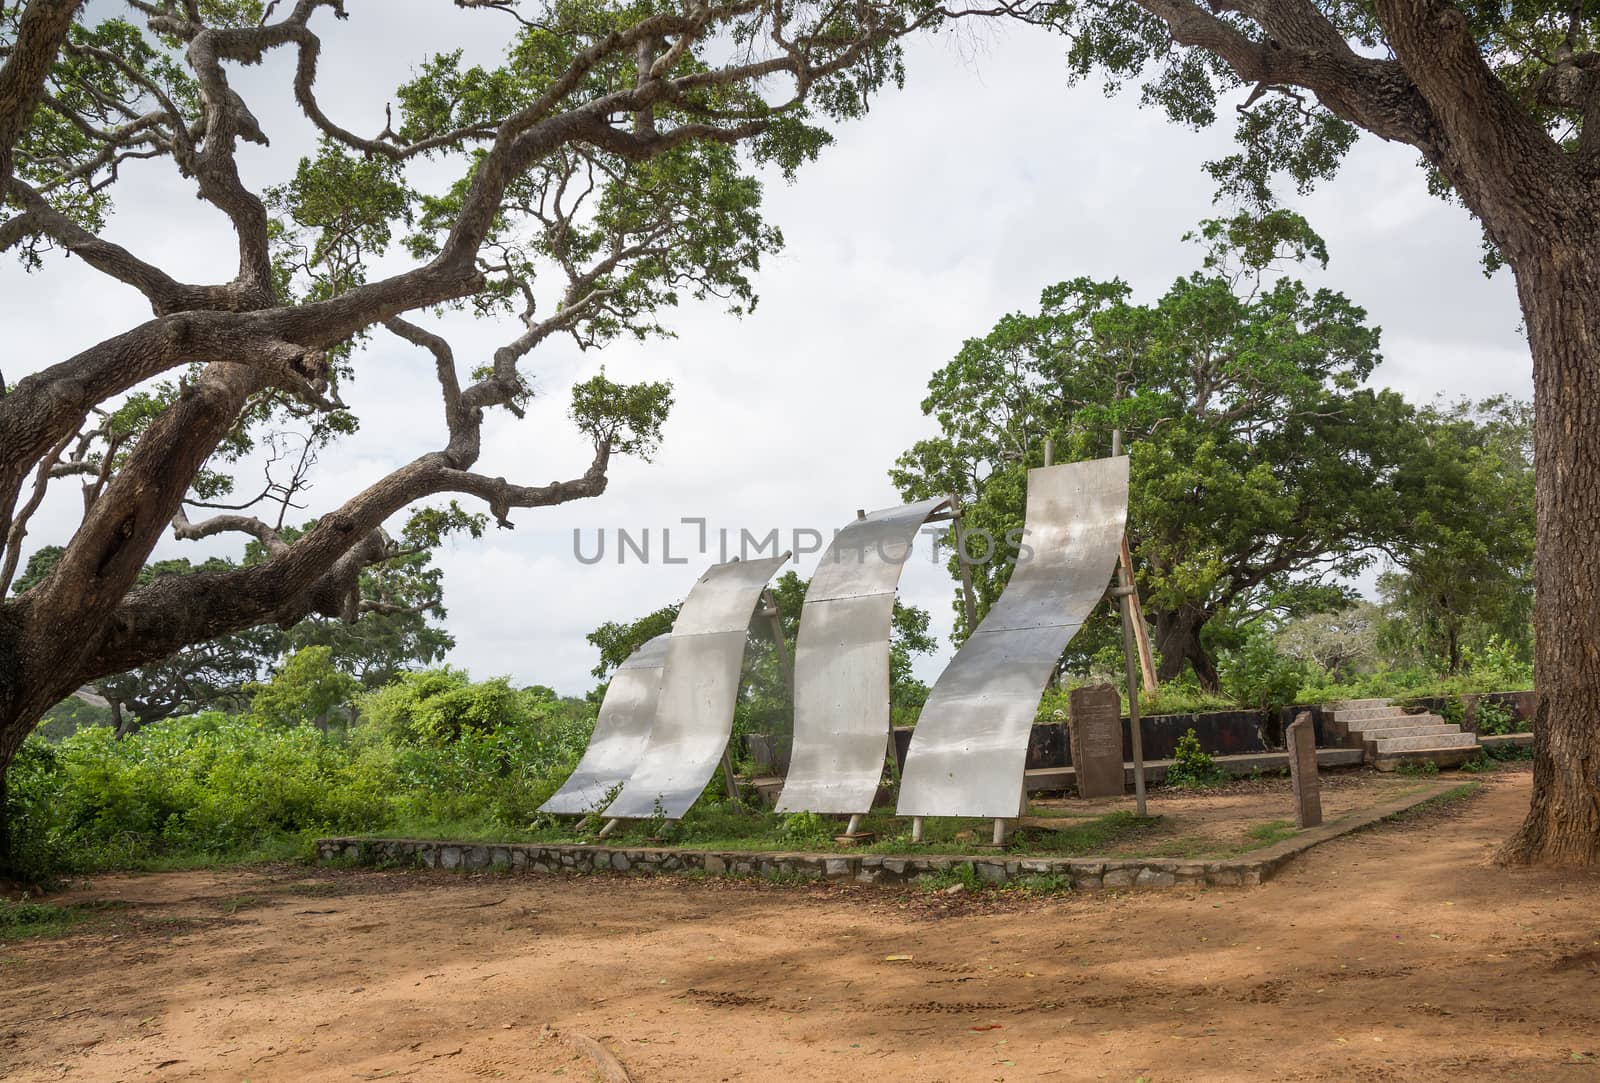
357, 668, 525, 744
3, 680, 598, 877
779, 811, 834, 845
1475, 698, 1518, 736
1165, 728, 1227, 788
1219, 626, 1305, 711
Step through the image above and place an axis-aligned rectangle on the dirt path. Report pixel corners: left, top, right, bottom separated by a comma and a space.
3, 768, 1598, 1082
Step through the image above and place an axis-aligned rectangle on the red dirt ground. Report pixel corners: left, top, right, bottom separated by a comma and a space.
3, 767, 1598, 1082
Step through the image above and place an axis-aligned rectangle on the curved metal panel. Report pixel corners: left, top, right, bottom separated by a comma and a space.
776, 498, 947, 814
604, 554, 790, 820
806, 497, 948, 602
897, 457, 1129, 819
539, 633, 670, 815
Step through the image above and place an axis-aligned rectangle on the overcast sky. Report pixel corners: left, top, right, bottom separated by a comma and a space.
6, 3, 1531, 695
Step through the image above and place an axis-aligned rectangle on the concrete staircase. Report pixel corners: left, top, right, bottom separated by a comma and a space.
1325, 698, 1479, 770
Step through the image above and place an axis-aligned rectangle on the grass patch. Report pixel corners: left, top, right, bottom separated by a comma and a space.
1244, 820, 1298, 848
0, 898, 88, 941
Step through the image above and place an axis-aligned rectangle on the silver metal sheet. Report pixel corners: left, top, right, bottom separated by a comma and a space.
668, 551, 795, 636
604, 554, 789, 820
897, 457, 1129, 819
776, 498, 947, 815
806, 497, 948, 602
776, 592, 896, 813
539, 634, 670, 815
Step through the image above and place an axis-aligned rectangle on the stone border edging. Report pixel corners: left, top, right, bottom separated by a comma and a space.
313, 781, 1464, 892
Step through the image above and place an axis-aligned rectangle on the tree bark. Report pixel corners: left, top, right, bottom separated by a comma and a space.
1498, 248, 1600, 866
1153, 605, 1220, 691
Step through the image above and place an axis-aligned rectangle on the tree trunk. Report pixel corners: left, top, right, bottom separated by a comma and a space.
1499, 249, 1600, 866
1152, 606, 1220, 691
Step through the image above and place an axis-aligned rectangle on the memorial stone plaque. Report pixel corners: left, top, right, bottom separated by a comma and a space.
1068, 683, 1126, 798
1286, 711, 1323, 828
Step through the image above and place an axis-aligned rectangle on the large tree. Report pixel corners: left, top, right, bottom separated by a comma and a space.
893, 212, 1414, 688
1381, 396, 1536, 674
0, 0, 938, 845
13, 538, 458, 736
1018, 0, 1600, 865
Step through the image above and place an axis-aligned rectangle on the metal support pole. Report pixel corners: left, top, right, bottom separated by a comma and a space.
1112, 427, 1148, 817
846, 813, 864, 835
992, 818, 1007, 846
598, 818, 621, 839
911, 816, 925, 843
1044, 436, 1055, 468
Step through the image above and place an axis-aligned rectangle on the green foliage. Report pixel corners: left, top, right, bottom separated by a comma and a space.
34, 697, 114, 742
3, 677, 597, 882
357, 668, 523, 745
892, 212, 1413, 684
1244, 820, 1297, 847
0, 898, 82, 940
1164, 728, 1226, 788
1475, 698, 1518, 737
570, 371, 675, 459
245, 646, 359, 729
1218, 625, 1305, 712
1395, 761, 1441, 779
1379, 399, 1535, 674
920, 862, 983, 892
779, 810, 834, 845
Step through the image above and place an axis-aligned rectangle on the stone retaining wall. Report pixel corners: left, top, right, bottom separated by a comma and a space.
313, 836, 1284, 890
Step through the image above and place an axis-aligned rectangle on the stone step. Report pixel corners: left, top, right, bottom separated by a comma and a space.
1329, 698, 1391, 710
1368, 732, 1478, 754
1347, 713, 1449, 734
1330, 706, 1412, 723
1353, 723, 1461, 741
1373, 746, 1480, 772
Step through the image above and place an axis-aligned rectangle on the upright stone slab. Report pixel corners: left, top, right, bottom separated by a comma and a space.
1286, 710, 1323, 828
1069, 683, 1126, 798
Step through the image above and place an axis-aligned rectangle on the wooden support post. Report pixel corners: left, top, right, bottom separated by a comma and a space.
762, 589, 795, 697
1119, 535, 1158, 694
1112, 428, 1148, 817
948, 493, 980, 633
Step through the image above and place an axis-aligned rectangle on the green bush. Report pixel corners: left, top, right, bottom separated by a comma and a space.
1219, 626, 1305, 711
1475, 698, 1518, 736
1165, 728, 1227, 788
779, 810, 834, 845
2, 671, 598, 881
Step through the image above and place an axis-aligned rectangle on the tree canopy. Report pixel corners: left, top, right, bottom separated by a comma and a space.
894, 212, 1427, 688
0, 0, 951, 789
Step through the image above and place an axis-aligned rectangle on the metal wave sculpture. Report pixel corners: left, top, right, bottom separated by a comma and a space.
538, 633, 670, 815
604, 553, 791, 820
776, 498, 949, 815
897, 456, 1129, 820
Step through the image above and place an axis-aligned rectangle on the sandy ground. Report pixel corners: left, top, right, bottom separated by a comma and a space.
4, 767, 1599, 1082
